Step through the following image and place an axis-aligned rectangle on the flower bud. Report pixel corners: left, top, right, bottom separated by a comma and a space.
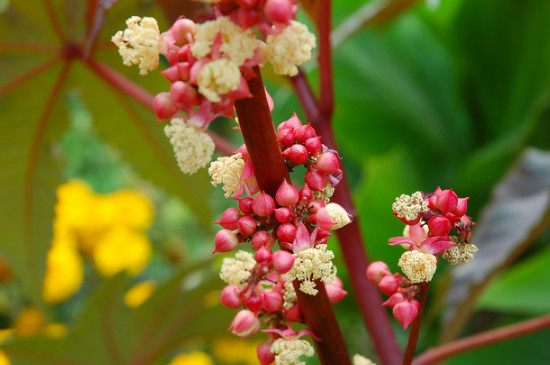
285, 112, 302, 131
305, 137, 322, 154
366, 261, 391, 284
325, 203, 352, 230
277, 126, 296, 146
239, 197, 254, 215
299, 184, 313, 200
283, 145, 309, 165
307, 200, 324, 214
238, 216, 257, 237
434, 189, 458, 214
153, 92, 177, 121
220, 285, 242, 309
285, 303, 302, 322
325, 279, 348, 303
277, 223, 296, 243
257, 340, 276, 365
452, 197, 469, 217
243, 293, 262, 314
315, 152, 341, 174
252, 192, 275, 217
169, 18, 195, 45
378, 275, 399, 295
237, 7, 263, 29
213, 229, 239, 253
276, 180, 299, 207
251, 230, 270, 250
261, 289, 283, 312
275, 207, 293, 224
229, 309, 260, 338
305, 170, 325, 191
393, 300, 418, 330
216, 207, 241, 230
272, 250, 295, 274
264, 0, 295, 24
295, 123, 316, 143
382, 292, 406, 308
255, 246, 272, 263
315, 207, 337, 230
428, 215, 451, 236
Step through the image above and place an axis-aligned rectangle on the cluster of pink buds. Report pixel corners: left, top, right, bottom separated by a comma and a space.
209, 0, 298, 29
366, 188, 477, 331
213, 114, 351, 364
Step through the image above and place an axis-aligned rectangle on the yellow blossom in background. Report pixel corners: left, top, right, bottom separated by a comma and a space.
13, 307, 44, 337
169, 351, 214, 365
0, 350, 10, 365
55, 180, 96, 232
42, 243, 84, 304
124, 280, 156, 308
95, 190, 154, 231
213, 338, 261, 365
93, 227, 152, 277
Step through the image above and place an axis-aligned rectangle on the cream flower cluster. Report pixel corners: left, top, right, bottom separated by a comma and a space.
283, 244, 336, 295
392, 191, 429, 221
398, 250, 437, 283
219, 250, 256, 287
271, 337, 315, 365
209, 153, 246, 198
443, 242, 478, 265
266, 21, 316, 76
111, 16, 161, 75
197, 58, 241, 103
353, 354, 377, 365
312, 181, 335, 204
325, 203, 352, 230
164, 118, 215, 174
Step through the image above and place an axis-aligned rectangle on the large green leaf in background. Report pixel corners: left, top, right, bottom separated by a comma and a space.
0, 0, 213, 303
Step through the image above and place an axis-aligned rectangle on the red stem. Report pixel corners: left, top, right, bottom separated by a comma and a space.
413, 313, 550, 365
0, 56, 63, 96
43, 0, 66, 42
318, 0, 334, 117
403, 282, 430, 365
234, 67, 351, 364
0, 43, 59, 52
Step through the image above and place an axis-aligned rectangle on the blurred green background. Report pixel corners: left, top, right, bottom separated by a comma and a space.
1, 0, 550, 364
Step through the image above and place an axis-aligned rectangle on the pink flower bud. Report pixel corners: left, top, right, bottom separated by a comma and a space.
452, 197, 469, 217
170, 81, 198, 109
220, 285, 242, 309
272, 250, 295, 274
275, 207, 293, 224
315, 207, 336, 230
299, 184, 313, 200
237, 7, 263, 29
307, 200, 324, 214
428, 215, 451, 236
261, 289, 283, 312
378, 275, 399, 295
239, 198, 254, 215
285, 112, 302, 131
305, 137, 322, 154
434, 189, 458, 214
283, 145, 309, 165
295, 123, 316, 143
216, 207, 241, 230
276, 180, 299, 207
226, 77, 253, 100
213, 229, 239, 253
252, 192, 276, 217
325, 281, 348, 303
315, 152, 342, 174
277, 223, 296, 243
292, 222, 313, 252
393, 300, 418, 330
238, 216, 257, 237
257, 340, 276, 365
285, 303, 302, 322
255, 246, 272, 262
366, 261, 391, 284
243, 294, 262, 314
278, 126, 296, 146
382, 292, 406, 308
169, 18, 195, 45
251, 231, 271, 250
264, 0, 295, 24
153, 92, 177, 121
305, 170, 325, 191
229, 309, 260, 338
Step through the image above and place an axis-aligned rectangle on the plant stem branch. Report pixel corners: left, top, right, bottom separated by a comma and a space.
234, 67, 350, 364
413, 313, 550, 365
0, 55, 63, 96
403, 282, 430, 365
318, 0, 334, 117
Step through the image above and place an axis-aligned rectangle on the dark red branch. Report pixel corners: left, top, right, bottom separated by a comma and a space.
0, 56, 62, 96
235, 67, 350, 364
318, 0, 334, 117
43, 0, 66, 42
403, 282, 430, 365
413, 314, 550, 365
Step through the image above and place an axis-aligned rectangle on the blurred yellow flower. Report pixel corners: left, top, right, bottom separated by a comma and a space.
54, 180, 95, 232
42, 243, 84, 304
169, 351, 214, 365
0, 350, 10, 365
124, 280, 156, 308
212, 338, 261, 365
96, 190, 154, 231
93, 227, 152, 277
13, 307, 44, 337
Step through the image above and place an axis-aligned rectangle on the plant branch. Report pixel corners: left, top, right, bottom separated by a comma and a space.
43, 0, 66, 42
413, 313, 550, 365
0, 56, 63, 96
318, 0, 334, 117
0, 43, 59, 52
403, 282, 430, 365
235, 67, 351, 364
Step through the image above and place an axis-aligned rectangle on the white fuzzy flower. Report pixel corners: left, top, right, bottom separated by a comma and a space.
209, 153, 245, 198
197, 59, 241, 102
112, 16, 161, 75
266, 21, 316, 76
284, 244, 335, 295
220, 250, 256, 287
271, 337, 314, 365
392, 192, 428, 221
164, 118, 215, 174
443, 242, 478, 265
398, 250, 437, 283
325, 203, 351, 230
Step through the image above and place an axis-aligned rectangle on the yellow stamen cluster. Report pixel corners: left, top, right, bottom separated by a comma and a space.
220, 251, 256, 288
443, 242, 478, 265
398, 250, 437, 283
266, 21, 316, 76
112, 16, 161, 75
164, 118, 215, 174
353, 354, 377, 365
392, 192, 429, 221
209, 153, 245, 198
312, 181, 335, 204
197, 59, 241, 102
271, 337, 315, 365
284, 244, 336, 295
325, 203, 351, 230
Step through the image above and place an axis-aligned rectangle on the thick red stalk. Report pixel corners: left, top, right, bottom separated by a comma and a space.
413, 314, 550, 365
234, 67, 350, 364
403, 282, 430, 365
318, 0, 334, 117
